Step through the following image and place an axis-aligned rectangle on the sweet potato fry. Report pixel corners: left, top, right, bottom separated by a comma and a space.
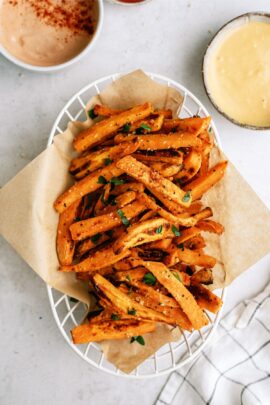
93, 273, 170, 323
71, 319, 156, 344
174, 227, 201, 245
70, 200, 145, 241
59, 246, 130, 273
191, 269, 213, 285
73, 102, 153, 152
197, 219, 224, 235
94, 183, 111, 214
177, 248, 216, 268
116, 156, 192, 209
54, 163, 123, 214
163, 244, 179, 267
148, 162, 181, 177
148, 238, 172, 250
93, 104, 123, 117
138, 193, 196, 227
174, 150, 202, 182
56, 199, 81, 265
119, 283, 192, 331
113, 267, 147, 282
188, 283, 222, 313
72, 141, 139, 179
113, 218, 174, 254
143, 261, 208, 329
112, 182, 144, 195
162, 116, 211, 135
98, 191, 137, 215
193, 207, 213, 221
129, 114, 164, 133
183, 161, 228, 200
133, 153, 183, 166
135, 133, 202, 150
184, 235, 206, 250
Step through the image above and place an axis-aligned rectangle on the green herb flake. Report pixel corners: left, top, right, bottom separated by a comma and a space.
177, 243, 185, 251
104, 157, 112, 166
182, 191, 191, 203
100, 189, 107, 205
117, 209, 130, 226
130, 336, 145, 346
172, 225, 181, 237
126, 274, 131, 282
106, 230, 114, 238
173, 272, 182, 282
110, 177, 126, 186
128, 308, 137, 316
97, 175, 107, 185
155, 225, 163, 234
143, 272, 156, 286
88, 108, 98, 119
140, 123, 152, 131
122, 123, 131, 133
111, 313, 120, 321
91, 233, 101, 244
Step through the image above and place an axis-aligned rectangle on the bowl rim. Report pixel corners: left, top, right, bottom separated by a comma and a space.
0, 0, 104, 73
202, 11, 270, 131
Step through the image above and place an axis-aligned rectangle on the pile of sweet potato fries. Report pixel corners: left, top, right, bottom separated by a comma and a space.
53, 102, 227, 345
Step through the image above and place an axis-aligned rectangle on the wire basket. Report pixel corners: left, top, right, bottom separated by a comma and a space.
47, 72, 225, 378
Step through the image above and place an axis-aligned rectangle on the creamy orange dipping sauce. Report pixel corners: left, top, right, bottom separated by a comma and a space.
0, 0, 98, 67
205, 21, 270, 127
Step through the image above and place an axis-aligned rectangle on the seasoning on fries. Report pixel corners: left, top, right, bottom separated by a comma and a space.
54, 101, 227, 345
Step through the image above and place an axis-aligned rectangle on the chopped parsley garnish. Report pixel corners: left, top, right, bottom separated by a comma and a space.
100, 189, 107, 205
117, 209, 130, 226
97, 175, 107, 184
130, 336, 145, 346
126, 274, 131, 282
135, 123, 152, 134
156, 225, 163, 234
143, 272, 156, 286
70, 297, 79, 303
128, 308, 136, 316
172, 225, 181, 237
182, 191, 191, 202
177, 243, 185, 251
91, 233, 101, 244
111, 313, 120, 321
88, 108, 98, 119
110, 177, 126, 185
105, 229, 114, 238
122, 123, 131, 133
173, 272, 182, 282
104, 157, 112, 166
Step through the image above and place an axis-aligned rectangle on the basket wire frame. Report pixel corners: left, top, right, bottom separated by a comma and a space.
47, 72, 226, 378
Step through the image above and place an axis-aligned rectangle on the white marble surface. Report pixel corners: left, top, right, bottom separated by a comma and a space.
1, 1, 270, 404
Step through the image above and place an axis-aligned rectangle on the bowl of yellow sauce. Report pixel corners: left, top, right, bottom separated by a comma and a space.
203, 13, 270, 130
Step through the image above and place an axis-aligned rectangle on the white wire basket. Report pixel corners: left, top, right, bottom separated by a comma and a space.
47, 72, 225, 378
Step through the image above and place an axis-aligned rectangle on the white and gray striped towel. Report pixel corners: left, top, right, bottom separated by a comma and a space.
156, 281, 270, 405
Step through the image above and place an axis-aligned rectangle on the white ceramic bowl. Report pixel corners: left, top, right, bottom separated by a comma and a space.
203, 12, 270, 130
0, 0, 104, 73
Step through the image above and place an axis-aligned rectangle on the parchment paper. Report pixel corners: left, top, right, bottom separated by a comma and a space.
0, 70, 270, 373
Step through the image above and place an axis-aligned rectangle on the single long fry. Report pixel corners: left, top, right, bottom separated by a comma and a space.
116, 156, 192, 208
135, 133, 202, 150
162, 116, 211, 135
177, 247, 216, 268
148, 162, 181, 177
71, 319, 156, 344
174, 227, 201, 245
73, 102, 153, 152
54, 163, 123, 214
184, 161, 228, 200
174, 149, 202, 182
56, 199, 81, 265
112, 182, 144, 195
197, 220, 224, 234
60, 246, 130, 273
134, 153, 183, 165
143, 261, 208, 329
93, 104, 123, 117
70, 200, 145, 241
113, 218, 173, 254
93, 273, 170, 323
72, 141, 139, 179
189, 283, 222, 313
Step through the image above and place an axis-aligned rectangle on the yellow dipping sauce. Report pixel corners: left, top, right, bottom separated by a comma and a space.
206, 21, 270, 127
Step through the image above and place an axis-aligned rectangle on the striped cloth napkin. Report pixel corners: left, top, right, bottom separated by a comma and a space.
156, 281, 270, 405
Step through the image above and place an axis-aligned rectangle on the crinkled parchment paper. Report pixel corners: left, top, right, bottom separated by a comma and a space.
0, 70, 270, 373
